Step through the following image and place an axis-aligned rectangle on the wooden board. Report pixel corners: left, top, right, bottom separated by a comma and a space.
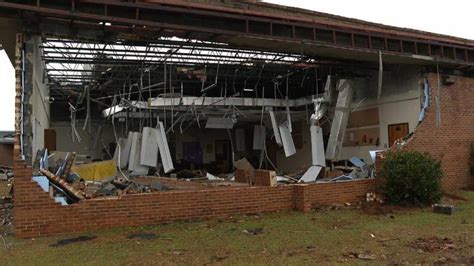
343, 127, 380, 147
347, 107, 380, 128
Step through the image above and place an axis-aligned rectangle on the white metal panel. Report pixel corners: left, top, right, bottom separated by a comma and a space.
310, 125, 326, 166
156, 121, 174, 173
140, 127, 159, 167
269, 110, 282, 146
279, 121, 296, 157
325, 79, 353, 160
298, 166, 323, 183
120, 132, 133, 168
253, 125, 266, 150
128, 132, 149, 173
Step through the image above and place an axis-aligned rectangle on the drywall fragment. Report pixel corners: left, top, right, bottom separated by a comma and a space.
279, 121, 296, 157
349, 157, 366, 169
140, 127, 159, 167
32, 176, 49, 192
299, 166, 323, 183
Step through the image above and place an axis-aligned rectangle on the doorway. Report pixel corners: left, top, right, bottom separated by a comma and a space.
388, 123, 409, 147
215, 140, 231, 174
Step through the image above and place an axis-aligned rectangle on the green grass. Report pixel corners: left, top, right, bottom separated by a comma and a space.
1, 191, 474, 265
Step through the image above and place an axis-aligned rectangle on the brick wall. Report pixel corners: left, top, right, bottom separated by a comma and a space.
13, 155, 376, 238
377, 73, 474, 190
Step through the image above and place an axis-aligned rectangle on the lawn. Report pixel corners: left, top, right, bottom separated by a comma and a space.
1, 188, 474, 265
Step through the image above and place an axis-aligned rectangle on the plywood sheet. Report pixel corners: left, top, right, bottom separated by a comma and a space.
71, 160, 117, 181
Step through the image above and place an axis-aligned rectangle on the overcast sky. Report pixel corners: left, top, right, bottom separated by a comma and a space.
264, 0, 474, 40
1, 1, 473, 130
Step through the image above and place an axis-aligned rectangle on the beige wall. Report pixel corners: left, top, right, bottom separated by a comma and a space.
52, 121, 124, 160
30, 37, 50, 160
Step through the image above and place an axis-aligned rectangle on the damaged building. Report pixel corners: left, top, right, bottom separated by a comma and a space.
1, 0, 473, 237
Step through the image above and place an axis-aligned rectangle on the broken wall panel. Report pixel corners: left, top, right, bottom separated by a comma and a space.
269, 110, 282, 146
156, 121, 174, 174
140, 127, 159, 167
121, 132, 134, 168
279, 121, 296, 157
310, 125, 326, 166
299, 165, 323, 183
128, 132, 149, 174
325, 79, 353, 161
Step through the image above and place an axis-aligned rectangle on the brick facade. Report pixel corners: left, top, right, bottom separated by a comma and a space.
388, 73, 474, 190
12, 39, 473, 239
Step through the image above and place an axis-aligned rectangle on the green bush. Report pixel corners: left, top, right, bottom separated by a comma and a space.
380, 151, 443, 205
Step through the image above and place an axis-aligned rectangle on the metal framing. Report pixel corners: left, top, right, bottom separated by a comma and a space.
0, 0, 473, 65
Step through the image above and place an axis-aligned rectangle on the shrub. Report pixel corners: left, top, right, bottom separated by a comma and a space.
380, 151, 443, 205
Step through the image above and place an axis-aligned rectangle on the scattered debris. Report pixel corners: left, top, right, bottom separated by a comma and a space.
210, 255, 228, 263
366, 192, 384, 203
433, 204, 455, 215
346, 251, 377, 260
243, 227, 264, 235
0, 196, 13, 236
411, 237, 457, 252
50, 235, 97, 247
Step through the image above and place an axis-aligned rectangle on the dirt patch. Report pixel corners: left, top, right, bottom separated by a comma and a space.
443, 193, 468, 202
360, 202, 401, 216
411, 237, 457, 253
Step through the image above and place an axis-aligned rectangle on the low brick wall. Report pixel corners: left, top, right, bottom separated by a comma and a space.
13, 158, 378, 238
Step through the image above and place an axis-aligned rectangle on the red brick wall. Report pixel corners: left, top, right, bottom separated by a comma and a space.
13, 155, 376, 238
386, 74, 474, 190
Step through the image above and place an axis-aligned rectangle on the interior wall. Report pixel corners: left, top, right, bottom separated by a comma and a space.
29, 36, 50, 160
339, 67, 422, 163
51, 121, 124, 160
339, 91, 421, 163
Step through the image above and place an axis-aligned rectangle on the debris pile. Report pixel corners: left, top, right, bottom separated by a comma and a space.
0, 196, 13, 236
0, 167, 13, 181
